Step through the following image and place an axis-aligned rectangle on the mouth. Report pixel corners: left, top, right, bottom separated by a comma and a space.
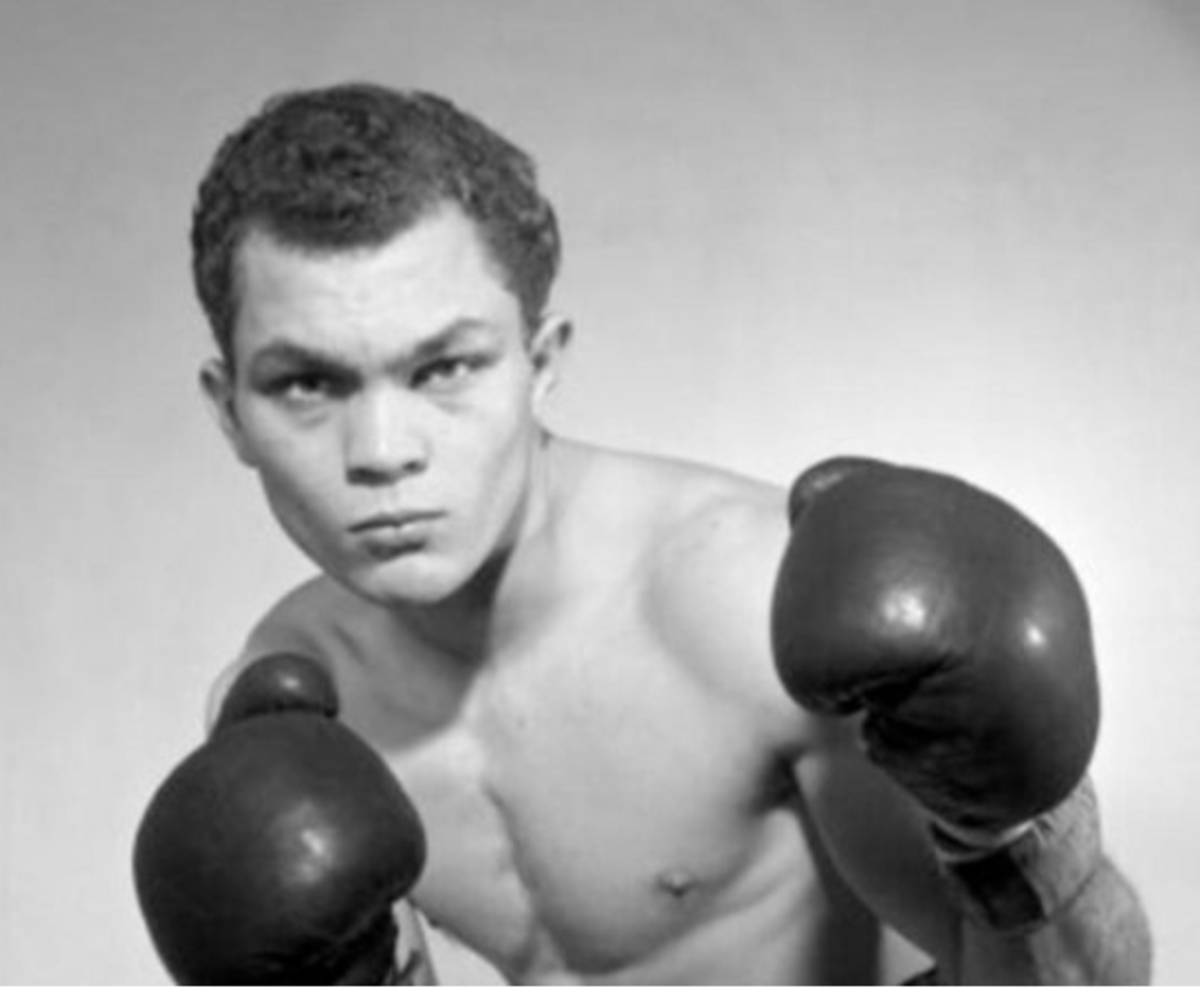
349, 511, 444, 558
349, 511, 444, 533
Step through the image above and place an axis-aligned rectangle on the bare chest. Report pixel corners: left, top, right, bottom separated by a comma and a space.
351, 608, 802, 980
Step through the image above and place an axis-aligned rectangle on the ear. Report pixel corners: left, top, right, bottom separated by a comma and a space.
199, 358, 257, 467
527, 312, 573, 410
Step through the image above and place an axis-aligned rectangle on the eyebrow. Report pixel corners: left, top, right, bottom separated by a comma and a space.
245, 318, 499, 375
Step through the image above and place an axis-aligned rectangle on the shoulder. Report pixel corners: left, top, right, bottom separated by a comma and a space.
641, 457, 789, 610
238, 573, 384, 662
565, 442, 789, 560
607, 451, 803, 745
203, 574, 386, 729
565, 444, 790, 585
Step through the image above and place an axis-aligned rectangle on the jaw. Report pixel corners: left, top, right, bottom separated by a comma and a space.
371, 431, 562, 660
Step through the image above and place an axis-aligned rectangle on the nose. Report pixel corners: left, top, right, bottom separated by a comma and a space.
342, 387, 429, 486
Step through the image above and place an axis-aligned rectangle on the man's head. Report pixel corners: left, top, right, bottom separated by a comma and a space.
195, 84, 571, 608
192, 82, 561, 365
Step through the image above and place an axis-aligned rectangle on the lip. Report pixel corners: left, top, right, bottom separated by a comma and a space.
348, 510, 444, 534
349, 511, 444, 561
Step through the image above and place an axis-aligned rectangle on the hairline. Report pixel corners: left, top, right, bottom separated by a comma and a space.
222, 203, 534, 370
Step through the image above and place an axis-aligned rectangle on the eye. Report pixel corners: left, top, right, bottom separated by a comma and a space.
266, 372, 337, 405
412, 354, 489, 391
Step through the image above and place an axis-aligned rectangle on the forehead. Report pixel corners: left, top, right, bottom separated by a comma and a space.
231, 206, 520, 360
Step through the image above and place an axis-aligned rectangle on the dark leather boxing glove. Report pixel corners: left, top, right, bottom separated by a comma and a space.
770, 457, 1100, 833
211, 651, 339, 731
133, 654, 426, 984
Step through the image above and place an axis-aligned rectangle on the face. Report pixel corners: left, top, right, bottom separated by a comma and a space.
202, 206, 567, 607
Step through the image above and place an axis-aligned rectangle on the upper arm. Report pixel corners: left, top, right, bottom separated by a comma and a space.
792, 712, 960, 971
202, 574, 333, 733
393, 901, 438, 984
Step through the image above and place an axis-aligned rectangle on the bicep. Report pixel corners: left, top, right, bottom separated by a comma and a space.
792, 714, 960, 976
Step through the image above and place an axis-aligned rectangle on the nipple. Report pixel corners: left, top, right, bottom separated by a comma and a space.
655, 868, 698, 900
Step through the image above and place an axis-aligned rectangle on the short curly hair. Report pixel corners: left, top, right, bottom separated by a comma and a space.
191, 83, 562, 363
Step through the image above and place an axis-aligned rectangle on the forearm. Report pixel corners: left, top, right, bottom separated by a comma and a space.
956, 852, 1152, 984
935, 781, 1152, 984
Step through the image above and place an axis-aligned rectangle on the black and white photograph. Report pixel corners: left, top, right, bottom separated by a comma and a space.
3, 0, 1196, 984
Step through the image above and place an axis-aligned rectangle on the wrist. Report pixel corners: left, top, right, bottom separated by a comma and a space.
929, 817, 1035, 862
930, 778, 1102, 934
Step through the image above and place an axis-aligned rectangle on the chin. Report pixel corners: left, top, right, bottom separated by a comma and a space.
337, 553, 474, 608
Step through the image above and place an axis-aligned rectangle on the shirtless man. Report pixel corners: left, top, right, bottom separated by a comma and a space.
132, 83, 1151, 984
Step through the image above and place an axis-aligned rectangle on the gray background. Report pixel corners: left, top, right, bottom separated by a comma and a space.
2, 0, 1197, 983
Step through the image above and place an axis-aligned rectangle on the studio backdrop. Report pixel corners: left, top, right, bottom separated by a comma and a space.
2, 0, 1198, 983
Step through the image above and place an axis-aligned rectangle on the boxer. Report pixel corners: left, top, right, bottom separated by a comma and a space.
133, 83, 1151, 984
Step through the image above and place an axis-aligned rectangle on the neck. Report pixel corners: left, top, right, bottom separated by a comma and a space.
395, 432, 568, 664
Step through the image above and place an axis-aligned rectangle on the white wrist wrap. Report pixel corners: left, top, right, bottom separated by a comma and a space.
929, 777, 1102, 933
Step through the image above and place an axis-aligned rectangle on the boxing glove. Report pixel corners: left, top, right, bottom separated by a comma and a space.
211, 651, 339, 731
133, 654, 427, 984
770, 457, 1100, 833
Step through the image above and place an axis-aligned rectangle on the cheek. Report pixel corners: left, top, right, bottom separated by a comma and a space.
445, 397, 537, 521
446, 368, 533, 454
240, 414, 341, 514
465, 394, 535, 477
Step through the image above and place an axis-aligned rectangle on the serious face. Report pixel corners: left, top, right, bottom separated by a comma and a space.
202, 206, 565, 607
